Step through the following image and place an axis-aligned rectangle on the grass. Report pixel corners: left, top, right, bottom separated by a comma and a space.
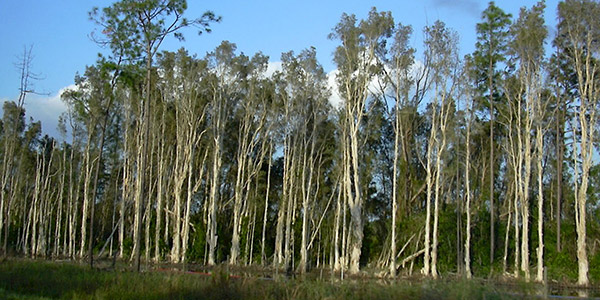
0, 288, 52, 300
0, 258, 537, 299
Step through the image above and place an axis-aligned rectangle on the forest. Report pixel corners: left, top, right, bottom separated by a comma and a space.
1, 0, 599, 287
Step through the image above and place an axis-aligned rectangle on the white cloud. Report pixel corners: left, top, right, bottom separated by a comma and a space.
324, 59, 427, 112
327, 69, 342, 109
23, 85, 71, 138
265, 61, 343, 110
265, 61, 283, 78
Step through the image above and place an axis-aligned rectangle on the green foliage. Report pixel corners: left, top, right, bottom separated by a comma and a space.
509, 1, 547, 63
361, 218, 387, 267
590, 251, 600, 282
2, 101, 26, 136
122, 237, 133, 258
186, 217, 206, 262
89, 0, 220, 62
471, 1, 512, 117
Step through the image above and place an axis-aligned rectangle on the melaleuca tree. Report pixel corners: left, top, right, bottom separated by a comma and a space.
421, 20, 460, 278
329, 7, 394, 274
505, 1, 547, 281
275, 47, 331, 273
1, 47, 41, 255
375, 22, 416, 277
61, 57, 122, 267
556, 0, 600, 286
204, 41, 238, 266
89, 0, 219, 270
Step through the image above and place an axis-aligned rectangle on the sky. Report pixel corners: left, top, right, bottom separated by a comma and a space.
0, 0, 560, 138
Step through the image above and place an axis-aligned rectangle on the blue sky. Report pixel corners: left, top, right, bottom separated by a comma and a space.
0, 0, 559, 137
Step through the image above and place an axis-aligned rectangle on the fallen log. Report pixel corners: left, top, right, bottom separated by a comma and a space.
401, 248, 425, 268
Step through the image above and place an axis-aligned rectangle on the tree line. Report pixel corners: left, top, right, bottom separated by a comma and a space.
1, 0, 599, 285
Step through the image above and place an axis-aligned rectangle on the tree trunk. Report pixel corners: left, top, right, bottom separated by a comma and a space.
488, 48, 496, 268
299, 155, 311, 273
89, 120, 109, 268
574, 99, 593, 286
207, 141, 220, 265
207, 143, 220, 266
119, 112, 131, 259
348, 118, 363, 275
154, 111, 166, 262
261, 144, 272, 266
284, 152, 297, 269
521, 89, 533, 282
535, 109, 545, 282
333, 180, 342, 272
171, 129, 185, 263
133, 44, 153, 272
54, 146, 67, 257
555, 107, 564, 253
423, 110, 436, 276
144, 132, 157, 263
80, 131, 95, 258
390, 101, 401, 277
464, 100, 473, 279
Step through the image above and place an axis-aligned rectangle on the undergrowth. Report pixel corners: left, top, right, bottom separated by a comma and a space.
0, 259, 537, 299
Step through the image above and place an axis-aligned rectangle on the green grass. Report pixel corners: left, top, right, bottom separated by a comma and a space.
0, 288, 52, 300
0, 259, 534, 299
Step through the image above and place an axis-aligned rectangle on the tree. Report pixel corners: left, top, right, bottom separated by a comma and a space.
228, 52, 271, 266
276, 47, 330, 273
548, 37, 574, 256
329, 7, 394, 274
472, 2, 512, 265
376, 22, 415, 277
61, 58, 122, 267
157, 49, 208, 263
506, 1, 547, 281
90, 0, 219, 271
421, 20, 460, 278
463, 56, 476, 278
204, 41, 237, 266
1, 46, 42, 255
556, 0, 600, 286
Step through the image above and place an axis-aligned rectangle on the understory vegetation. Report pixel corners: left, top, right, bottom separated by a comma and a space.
0, 259, 540, 300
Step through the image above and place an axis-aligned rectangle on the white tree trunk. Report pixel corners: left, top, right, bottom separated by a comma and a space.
207, 143, 220, 266
333, 180, 342, 272
80, 132, 94, 258
464, 103, 472, 279
423, 111, 436, 276
261, 144, 272, 266
535, 98, 545, 282
154, 118, 166, 262
390, 101, 401, 277
348, 121, 363, 275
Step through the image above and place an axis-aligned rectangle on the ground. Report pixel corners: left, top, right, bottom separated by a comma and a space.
0, 258, 594, 299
